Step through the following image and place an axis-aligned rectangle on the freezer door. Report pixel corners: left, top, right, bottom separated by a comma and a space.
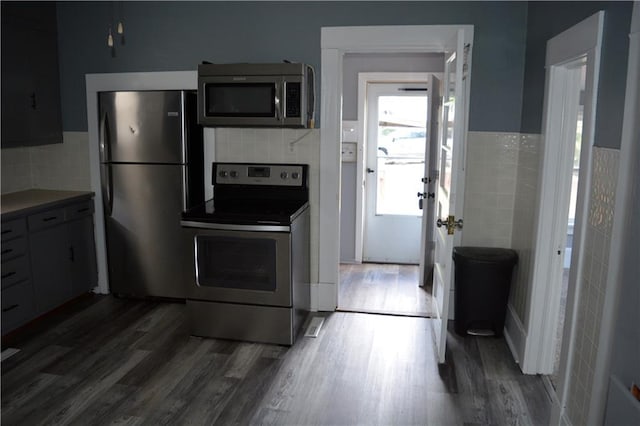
104, 164, 192, 299
99, 91, 186, 164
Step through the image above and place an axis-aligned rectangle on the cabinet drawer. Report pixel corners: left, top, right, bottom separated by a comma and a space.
66, 200, 94, 220
1, 237, 27, 262
1, 255, 31, 289
1, 218, 27, 241
28, 208, 65, 231
1, 280, 35, 335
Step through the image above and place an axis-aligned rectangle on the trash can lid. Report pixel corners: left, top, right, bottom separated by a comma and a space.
453, 246, 518, 264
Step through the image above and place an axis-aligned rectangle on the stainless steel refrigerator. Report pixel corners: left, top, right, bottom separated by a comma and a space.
99, 90, 203, 299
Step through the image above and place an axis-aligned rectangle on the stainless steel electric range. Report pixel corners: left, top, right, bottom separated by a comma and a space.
181, 162, 310, 345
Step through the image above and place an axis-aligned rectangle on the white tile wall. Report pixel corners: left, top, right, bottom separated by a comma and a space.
1, 132, 91, 194
510, 134, 542, 320
214, 128, 321, 284
1, 146, 33, 193
567, 147, 619, 426
462, 131, 521, 248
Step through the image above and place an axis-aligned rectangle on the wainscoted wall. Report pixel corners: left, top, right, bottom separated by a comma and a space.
1, 132, 91, 194
509, 134, 542, 323
462, 131, 520, 248
566, 147, 619, 425
213, 128, 321, 288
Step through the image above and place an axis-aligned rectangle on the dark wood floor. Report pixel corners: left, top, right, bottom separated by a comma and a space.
1, 295, 550, 425
339, 263, 433, 317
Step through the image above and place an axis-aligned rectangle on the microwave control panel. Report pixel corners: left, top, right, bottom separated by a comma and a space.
285, 82, 301, 118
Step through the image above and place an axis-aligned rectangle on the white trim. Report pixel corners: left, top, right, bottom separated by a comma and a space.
503, 303, 526, 365
524, 11, 604, 375
355, 72, 431, 264
320, 25, 473, 313
589, 5, 640, 423
85, 71, 197, 294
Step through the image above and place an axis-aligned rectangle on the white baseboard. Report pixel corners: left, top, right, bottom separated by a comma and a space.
504, 303, 527, 369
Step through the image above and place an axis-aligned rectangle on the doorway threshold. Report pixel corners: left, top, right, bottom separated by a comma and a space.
336, 307, 432, 319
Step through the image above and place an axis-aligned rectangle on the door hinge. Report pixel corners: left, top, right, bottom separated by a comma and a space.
463, 43, 471, 81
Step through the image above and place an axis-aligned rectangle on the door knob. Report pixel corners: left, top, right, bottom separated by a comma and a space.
436, 216, 463, 235
367, 168, 375, 174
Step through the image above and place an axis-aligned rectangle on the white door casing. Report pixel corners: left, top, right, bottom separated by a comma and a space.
419, 75, 442, 287
522, 10, 604, 424
363, 81, 429, 264
432, 32, 468, 364
320, 25, 474, 312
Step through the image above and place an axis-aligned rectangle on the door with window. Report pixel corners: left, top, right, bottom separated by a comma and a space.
432, 30, 469, 364
363, 82, 429, 264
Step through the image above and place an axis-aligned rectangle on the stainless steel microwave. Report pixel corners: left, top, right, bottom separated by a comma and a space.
197, 62, 315, 128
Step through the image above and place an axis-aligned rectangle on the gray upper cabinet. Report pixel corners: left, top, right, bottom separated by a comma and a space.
1, 2, 63, 148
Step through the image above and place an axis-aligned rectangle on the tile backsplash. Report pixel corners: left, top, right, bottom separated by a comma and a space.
1, 132, 91, 194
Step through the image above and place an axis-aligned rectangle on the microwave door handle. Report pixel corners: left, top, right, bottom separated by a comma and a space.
275, 82, 282, 122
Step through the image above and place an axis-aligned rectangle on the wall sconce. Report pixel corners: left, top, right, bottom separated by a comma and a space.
106, 2, 125, 57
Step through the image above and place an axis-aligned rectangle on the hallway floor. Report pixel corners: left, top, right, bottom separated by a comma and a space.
338, 263, 433, 317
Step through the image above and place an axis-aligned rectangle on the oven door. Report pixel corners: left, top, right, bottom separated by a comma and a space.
188, 228, 292, 307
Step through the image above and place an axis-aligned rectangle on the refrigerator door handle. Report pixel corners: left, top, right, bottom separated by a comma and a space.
99, 108, 112, 163
101, 164, 113, 216
181, 165, 188, 212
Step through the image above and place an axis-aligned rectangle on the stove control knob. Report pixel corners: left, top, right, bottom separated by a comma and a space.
291, 172, 300, 180
280, 172, 289, 180
230, 170, 238, 178
219, 170, 228, 178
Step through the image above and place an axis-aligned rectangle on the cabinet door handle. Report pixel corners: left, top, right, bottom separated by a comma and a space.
1, 248, 12, 255
30, 92, 37, 109
77, 207, 90, 213
2, 304, 19, 313
1, 229, 12, 235
1, 271, 16, 279
69, 247, 75, 262
43, 216, 58, 222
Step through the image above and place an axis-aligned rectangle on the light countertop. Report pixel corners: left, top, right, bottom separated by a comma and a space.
1, 189, 94, 219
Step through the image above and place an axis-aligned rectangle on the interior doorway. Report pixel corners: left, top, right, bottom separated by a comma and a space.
550, 60, 587, 389
338, 73, 441, 318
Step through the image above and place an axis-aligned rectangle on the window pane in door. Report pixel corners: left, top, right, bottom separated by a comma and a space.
375, 95, 427, 216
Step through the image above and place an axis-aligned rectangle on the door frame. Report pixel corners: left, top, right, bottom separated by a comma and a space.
522, 10, 604, 421
318, 25, 474, 311
356, 72, 433, 264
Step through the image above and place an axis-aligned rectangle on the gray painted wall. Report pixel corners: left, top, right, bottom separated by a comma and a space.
342, 52, 444, 120
55, 1, 528, 133
519, 1, 633, 149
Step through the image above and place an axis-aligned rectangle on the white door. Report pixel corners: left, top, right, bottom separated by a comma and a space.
432, 32, 468, 364
418, 75, 442, 287
363, 82, 429, 264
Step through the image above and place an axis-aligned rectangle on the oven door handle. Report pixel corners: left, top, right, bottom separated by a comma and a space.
180, 220, 291, 233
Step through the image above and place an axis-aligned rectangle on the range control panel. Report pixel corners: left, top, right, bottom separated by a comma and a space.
213, 163, 305, 187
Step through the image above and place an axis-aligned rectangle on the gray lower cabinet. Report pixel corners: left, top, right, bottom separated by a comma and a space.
1, 218, 35, 335
1, 197, 97, 335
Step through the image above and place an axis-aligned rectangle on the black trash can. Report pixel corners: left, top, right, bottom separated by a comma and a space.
452, 247, 518, 337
